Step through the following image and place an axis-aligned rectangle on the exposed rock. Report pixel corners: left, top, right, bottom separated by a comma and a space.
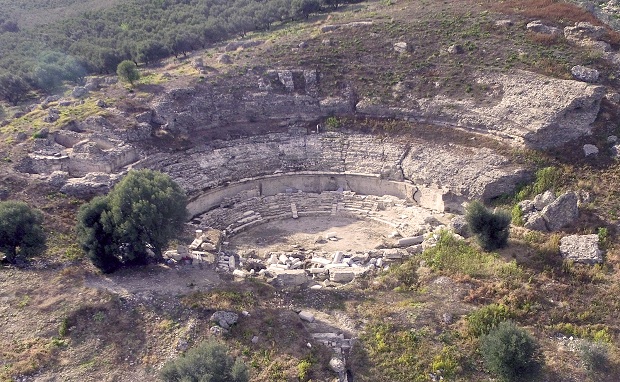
320, 25, 340, 33
397, 235, 424, 247
564, 22, 606, 43
321, 38, 333, 46
60, 172, 114, 198
495, 19, 513, 27
583, 144, 599, 156
217, 54, 233, 64
526, 20, 561, 35
606, 92, 620, 103
210, 311, 239, 329
46, 171, 68, 188
559, 234, 603, 264
298, 41, 308, 49
533, 190, 555, 210
394, 42, 410, 53
299, 311, 315, 322
607, 135, 618, 144
571, 65, 599, 83
71, 86, 89, 98
84, 77, 102, 91
541, 191, 579, 231
447, 44, 464, 54
95, 99, 107, 108
135, 110, 153, 124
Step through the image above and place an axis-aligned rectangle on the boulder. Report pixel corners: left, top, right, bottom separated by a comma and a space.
559, 234, 603, 264
218, 54, 233, 64
526, 20, 561, 35
329, 357, 346, 373
299, 311, 315, 322
449, 215, 469, 237
71, 86, 89, 98
523, 212, 548, 232
447, 44, 464, 54
394, 42, 410, 53
533, 190, 555, 210
583, 144, 599, 156
210, 311, 239, 329
541, 191, 578, 231
571, 65, 599, 83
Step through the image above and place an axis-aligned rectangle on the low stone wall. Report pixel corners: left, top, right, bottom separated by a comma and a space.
194, 188, 436, 237
187, 172, 450, 217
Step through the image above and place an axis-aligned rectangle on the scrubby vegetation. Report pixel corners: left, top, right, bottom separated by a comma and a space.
161, 340, 249, 382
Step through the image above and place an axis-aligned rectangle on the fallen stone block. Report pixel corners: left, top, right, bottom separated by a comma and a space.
233, 269, 248, 278
274, 270, 308, 286
310, 257, 331, 266
397, 235, 424, 247
332, 251, 344, 263
299, 310, 315, 323
329, 270, 355, 283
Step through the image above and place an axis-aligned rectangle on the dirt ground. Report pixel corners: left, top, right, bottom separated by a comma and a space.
229, 216, 398, 257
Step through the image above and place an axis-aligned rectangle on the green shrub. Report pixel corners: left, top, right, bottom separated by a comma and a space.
466, 201, 511, 251
511, 204, 524, 226
578, 340, 609, 373
160, 340, 249, 382
297, 359, 312, 381
325, 116, 341, 130
516, 166, 562, 201
0, 200, 46, 263
480, 321, 539, 381
467, 304, 513, 337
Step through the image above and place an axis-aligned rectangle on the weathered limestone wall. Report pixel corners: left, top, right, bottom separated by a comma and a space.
186, 172, 430, 217
151, 69, 603, 149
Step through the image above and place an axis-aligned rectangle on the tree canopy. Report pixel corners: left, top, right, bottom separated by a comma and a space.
0, 0, 362, 102
77, 169, 188, 272
0, 201, 46, 263
116, 60, 140, 86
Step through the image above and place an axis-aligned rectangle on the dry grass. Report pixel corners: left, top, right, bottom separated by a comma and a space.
492, 0, 602, 26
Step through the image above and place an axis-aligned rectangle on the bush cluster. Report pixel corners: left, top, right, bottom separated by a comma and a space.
161, 341, 248, 382
480, 321, 539, 381
465, 201, 511, 251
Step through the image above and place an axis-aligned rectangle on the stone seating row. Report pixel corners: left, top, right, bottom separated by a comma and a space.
195, 190, 408, 236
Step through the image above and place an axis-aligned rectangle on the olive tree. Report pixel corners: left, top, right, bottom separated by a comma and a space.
116, 59, 140, 86
77, 169, 187, 272
0, 201, 45, 263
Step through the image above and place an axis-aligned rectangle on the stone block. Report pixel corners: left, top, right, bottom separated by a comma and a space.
329, 270, 355, 283
299, 310, 315, 322
274, 270, 308, 286
397, 235, 424, 247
